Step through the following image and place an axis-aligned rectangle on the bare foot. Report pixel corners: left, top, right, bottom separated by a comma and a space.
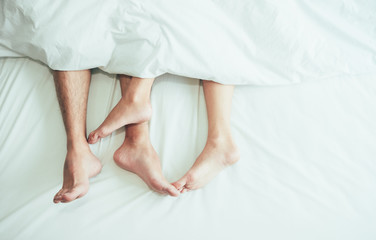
113, 137, 180, 197
88, 97, 152, 144
172, 137, 240, 193
53, 146, 102, 203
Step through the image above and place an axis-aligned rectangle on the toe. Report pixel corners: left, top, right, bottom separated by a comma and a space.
53, 189, 64, 203
172, 177, 187, 191
61, 192, 78, 203
148, 178, 180, 197
164, 183, 180, 197
88, 131, 99, 144
181, 188, 189, 194
61, 186, 87, 203
53, 195, 61, 203
149, 178, 167, 195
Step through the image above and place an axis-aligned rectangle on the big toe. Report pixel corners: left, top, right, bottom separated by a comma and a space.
172, 178, 187, 192
53, 189, 65, 203
88, 132, 99, 144
164, 183, 180, 197
149, 178, 179, 197
61, 186, 87, 203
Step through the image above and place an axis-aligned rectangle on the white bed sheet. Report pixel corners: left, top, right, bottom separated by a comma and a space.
0, 58, 376, 240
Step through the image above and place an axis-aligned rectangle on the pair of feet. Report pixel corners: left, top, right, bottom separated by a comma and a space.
53, 93, 239, 203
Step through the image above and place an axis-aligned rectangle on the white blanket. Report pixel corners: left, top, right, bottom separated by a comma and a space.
1, 0, 376, 85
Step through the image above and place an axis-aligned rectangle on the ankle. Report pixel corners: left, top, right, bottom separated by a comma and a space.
206, 136, 240, 166
207, 132, 233, 145
124, 134, 150, 145
67, 139, 90, 152
123, 91, 150, 104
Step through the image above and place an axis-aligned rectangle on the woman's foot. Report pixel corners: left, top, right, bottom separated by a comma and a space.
88, 97, 152, 144
114, 136, 180, 197
172, 137, 239, 193
53, 145, 102, 203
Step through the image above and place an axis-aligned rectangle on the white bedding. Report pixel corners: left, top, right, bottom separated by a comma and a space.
1, 58, 376, 240
1, 0, 376, 85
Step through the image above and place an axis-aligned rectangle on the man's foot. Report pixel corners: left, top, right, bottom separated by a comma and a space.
53, 146, 102, 203
172, 137, 240, 193
88, 98, 152, 144
113, 137, 180, 197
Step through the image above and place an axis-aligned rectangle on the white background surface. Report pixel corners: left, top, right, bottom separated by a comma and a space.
0, 58, 376, 239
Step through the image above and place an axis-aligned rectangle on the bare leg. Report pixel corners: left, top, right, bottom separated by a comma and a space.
173, 80, 240, 193
53, 70, 102, 204
112, 76, 179, 196
88, 75, 153, 144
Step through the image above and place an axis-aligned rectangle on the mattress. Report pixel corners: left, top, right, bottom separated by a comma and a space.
0, 57, 376, 240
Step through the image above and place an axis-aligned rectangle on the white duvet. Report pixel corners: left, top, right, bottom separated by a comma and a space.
1, 0, 376, 85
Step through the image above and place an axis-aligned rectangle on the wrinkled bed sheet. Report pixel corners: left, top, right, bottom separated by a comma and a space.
0, 58, 376, 240
1, 0, 376, 85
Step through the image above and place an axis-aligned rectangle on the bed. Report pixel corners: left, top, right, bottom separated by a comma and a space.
1, 0, 376, 239
0, 57, 376, 240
